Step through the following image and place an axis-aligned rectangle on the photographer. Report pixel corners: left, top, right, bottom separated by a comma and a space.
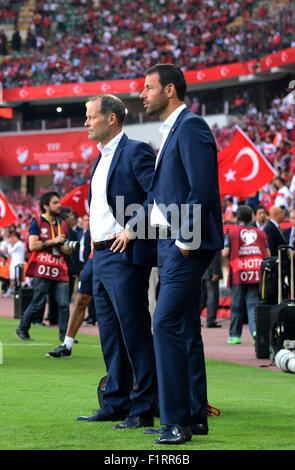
15, 191, 75, 342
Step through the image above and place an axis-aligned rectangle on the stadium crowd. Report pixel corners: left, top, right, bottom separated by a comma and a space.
0, 0, 295, 87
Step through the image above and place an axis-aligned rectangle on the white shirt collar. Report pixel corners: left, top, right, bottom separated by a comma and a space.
97, 130, 124, 157
159, 104, 187, 135
270, 219, 279, 228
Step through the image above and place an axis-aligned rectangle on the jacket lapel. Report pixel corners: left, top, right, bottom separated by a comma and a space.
88, 152, 101, 206
154, 107, 189, 173
106, 133, 127, 190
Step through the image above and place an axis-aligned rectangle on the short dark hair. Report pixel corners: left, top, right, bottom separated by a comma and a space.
274, 176, 285, 185
60, 206, 72, 220
40, 191, 59, 213
237, 205, 253, 223
254, 205, 268, 215
88, 94, 126, 125
11, 231, 21, 240
145, 64, 187, 101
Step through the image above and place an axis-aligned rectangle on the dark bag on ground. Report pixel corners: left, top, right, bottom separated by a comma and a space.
13, 264, 33, 319
258, 256, 278, 304
255, 245, 295, 359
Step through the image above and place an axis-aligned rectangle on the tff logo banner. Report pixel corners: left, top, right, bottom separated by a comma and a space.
0, 130, 98, 175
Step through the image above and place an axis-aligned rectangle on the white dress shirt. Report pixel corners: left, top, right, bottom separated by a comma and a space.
8, 240, 25, 279
150, 104, 190, 249
90, 131, 124, 242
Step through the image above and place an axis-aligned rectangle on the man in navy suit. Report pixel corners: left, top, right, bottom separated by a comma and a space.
136, 64, 224, 444
263, 205, 287, 256
76, 94, 157, 429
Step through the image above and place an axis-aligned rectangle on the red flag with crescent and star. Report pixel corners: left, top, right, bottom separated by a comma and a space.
0, 190, 17, 228
60, 183, 89, 217
218, 126, 277, 198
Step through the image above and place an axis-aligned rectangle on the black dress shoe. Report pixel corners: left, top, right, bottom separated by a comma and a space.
144, 423, 208, 435
75, 408, 126, 422
191, 423, 208, 435
113, 415, 154, 429
154, 424, 192, 445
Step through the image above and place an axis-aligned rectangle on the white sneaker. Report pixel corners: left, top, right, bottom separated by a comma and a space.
3, 288, 12, 298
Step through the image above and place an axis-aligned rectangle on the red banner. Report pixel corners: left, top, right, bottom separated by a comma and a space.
260, 47, 295, 72
2, 48, 295, 104
0, 130, 98, 176
1, 58, 263, 103
3, 78, 145, 103
0, 190, 17, 227
218, 126, 277, 198
185, 59, 258, 84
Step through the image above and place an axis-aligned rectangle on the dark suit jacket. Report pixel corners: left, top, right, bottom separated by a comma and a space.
202, 251, 223, 280
147, 107, 224, 251
89, 133, 156, 265
82, 229, 91, 262
263, 220, 287, 256
65, 226, 83, 274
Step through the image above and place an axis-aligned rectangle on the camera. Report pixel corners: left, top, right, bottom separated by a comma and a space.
54, 240, 80, 255
62, 240, 80, 250
275, 347, 295, 373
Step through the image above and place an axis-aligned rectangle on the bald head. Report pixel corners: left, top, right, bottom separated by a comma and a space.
269, 205, 285, 223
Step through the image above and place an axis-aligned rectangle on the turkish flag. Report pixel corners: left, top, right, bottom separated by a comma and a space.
0, 190, 17, 227
218, 126, 277, 198
60, 183, 89, 217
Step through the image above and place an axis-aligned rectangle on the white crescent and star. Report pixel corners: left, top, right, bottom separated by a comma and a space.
224, 146, 259, 182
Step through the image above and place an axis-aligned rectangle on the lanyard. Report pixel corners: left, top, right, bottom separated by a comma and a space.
42, 215, 61, 239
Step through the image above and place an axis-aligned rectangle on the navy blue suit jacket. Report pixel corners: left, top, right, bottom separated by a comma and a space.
263, 220, 287, 256
148, 107, 224, 251
89, 133, 156, 265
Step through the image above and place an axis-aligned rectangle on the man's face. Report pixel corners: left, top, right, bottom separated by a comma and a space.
256, 208, 267, 224
84, 99, 110, 142
140, 72, 169, 118
64, 211, 76, 227
82, 215, 89, 229
48, 196, 61, 217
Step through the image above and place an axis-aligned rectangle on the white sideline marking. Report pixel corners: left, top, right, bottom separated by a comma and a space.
2, 343, 54, 347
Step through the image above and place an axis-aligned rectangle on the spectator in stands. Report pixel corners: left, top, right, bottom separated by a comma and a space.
222, 205, 269, 344
261, 134, 276, 163
223, 196, 238, 223
3, 231, 25, 298
0, 30, 7, 55
272, 176, 292, 209
11, 28, 21, 52
1, 0, 295, 87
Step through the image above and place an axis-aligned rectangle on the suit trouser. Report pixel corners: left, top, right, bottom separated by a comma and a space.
92, 248, 157, 417
153, 239, 214, 426
201, 278, 219, 325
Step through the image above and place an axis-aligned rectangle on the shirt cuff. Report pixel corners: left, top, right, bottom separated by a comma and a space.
125, 224, 136, 240
175, 240, 192, 250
